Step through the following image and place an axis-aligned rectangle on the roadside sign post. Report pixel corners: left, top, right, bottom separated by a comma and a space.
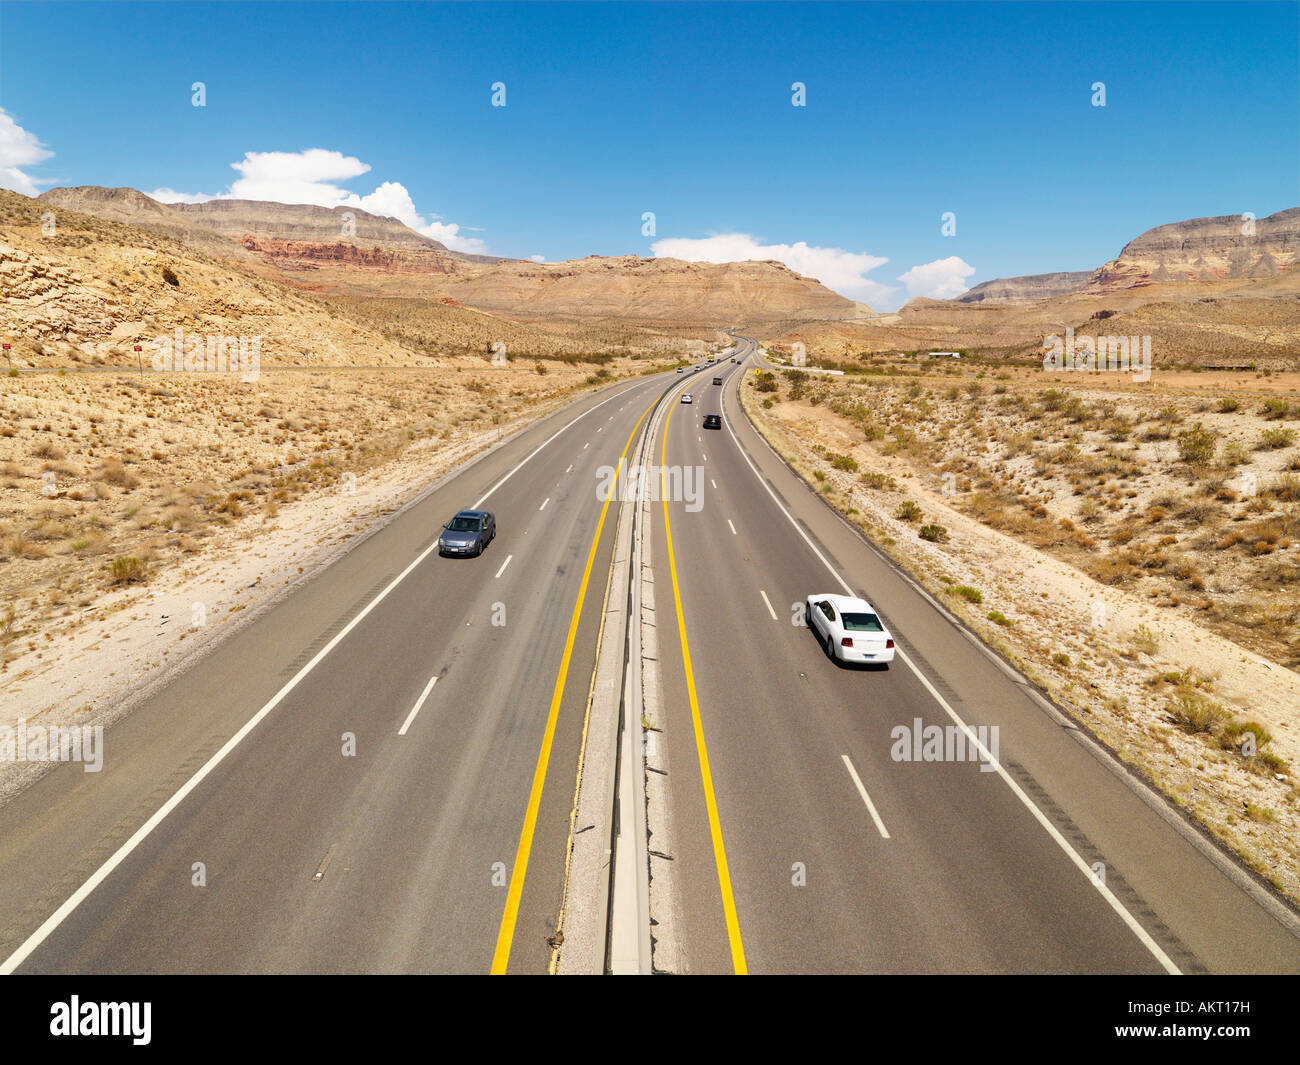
1, 343, 10, 371
133, 344, 143, 374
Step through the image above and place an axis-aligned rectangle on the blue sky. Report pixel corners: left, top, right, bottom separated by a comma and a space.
1, 1, 1295, 309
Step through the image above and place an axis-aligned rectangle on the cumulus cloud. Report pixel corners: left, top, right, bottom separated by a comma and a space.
0, 108, 53, 196
151, 149, 487, 253
529, 254, 546, 263
650, 232, 898, 308
228, 148, 370, 205
896, 256, 976, 301
420, 220, 487, 255
150, 187, 219, 204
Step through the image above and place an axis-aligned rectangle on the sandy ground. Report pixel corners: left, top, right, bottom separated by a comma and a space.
0, 362, 636, 798
741, 372, 1300, 903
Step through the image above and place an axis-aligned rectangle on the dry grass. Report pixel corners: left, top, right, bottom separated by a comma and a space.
759, 367, 1300, 666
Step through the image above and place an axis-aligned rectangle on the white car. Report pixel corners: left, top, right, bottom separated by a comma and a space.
805, 594, 895, 666
681, 393, 693, 404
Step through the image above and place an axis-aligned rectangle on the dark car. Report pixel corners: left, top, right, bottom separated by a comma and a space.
703, 414, 722, 430
712, 376, 722, 385
438, 509, 496, 556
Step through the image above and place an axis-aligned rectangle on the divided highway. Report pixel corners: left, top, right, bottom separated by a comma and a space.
2, 338, 1298, 975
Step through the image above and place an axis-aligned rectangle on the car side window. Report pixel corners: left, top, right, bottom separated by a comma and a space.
818, 601, 834, 622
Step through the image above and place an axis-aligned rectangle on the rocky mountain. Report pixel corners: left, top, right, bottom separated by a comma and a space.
37, 187, 491, 270
35, 186, 856, 326
956, 271, 1092, 304
36, 186, 263, 264
410, 254, 858, 325
958, 208, 1299, 304
2, 189, 437, 368
1091, 207, 1299, 288
4, 189, 681, 368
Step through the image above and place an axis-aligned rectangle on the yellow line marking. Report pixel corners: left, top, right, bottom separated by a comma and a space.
491, 399, 655, 974
660, 397, 748, 974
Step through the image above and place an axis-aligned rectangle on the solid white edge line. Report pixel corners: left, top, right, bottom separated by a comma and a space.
495, 554, 513, 579
759, 589, 778, 621
841, 754, 890, 839
721, 345, 1181, 976
0, 375, 655, 976
399, 675, 439, 736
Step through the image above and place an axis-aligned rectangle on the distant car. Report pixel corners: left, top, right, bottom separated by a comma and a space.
681, 394, 693, 404
676, 367, 684, 373
703, 414, 722, 430
439, 510, 496, 557
712, 377, 722, 385
805, 594, 895, 666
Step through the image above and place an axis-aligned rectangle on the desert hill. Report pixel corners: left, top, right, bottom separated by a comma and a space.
36, 186, 861, 327
4, 189, 689, 366
406, 254, 858, 325
954, 208, 1299, 307
956, 271, 1092, 304
1092, 207, 1300, 289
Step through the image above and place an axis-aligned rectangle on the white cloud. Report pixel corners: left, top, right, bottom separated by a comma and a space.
0, 108, 53, 196
650, 232, 898, 308
150, 187, 219, 204
529, 254, 546, 263
896, 256, 976, 301
151, 149, 487, 253
230, 148, 371, 203
420, 220, 487, 255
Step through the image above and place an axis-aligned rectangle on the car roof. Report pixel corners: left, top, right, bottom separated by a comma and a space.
456, 509, 490, 518
811, 593, 878, 613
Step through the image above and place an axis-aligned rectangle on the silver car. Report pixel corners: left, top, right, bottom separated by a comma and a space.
438, 510, 496, 557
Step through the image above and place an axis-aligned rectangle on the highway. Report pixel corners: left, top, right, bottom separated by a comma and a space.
646, 337, 1300, 974
1, 339, 1298, 974
0, 369, 682, 973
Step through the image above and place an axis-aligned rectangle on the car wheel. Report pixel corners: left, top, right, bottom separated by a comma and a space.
824, 633, 836, 661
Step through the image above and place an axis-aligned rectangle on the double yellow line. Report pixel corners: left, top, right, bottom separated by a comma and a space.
493, 376, 747, 974
491, 395, 654, 974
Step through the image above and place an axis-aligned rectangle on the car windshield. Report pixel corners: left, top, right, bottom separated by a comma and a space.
448, 516, 481, 532
842, 612, 883, 632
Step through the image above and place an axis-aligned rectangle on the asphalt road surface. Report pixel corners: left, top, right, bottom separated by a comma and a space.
0, 370, 684, 973
647, 339, 1300, 974
2, 343, 1297, 974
